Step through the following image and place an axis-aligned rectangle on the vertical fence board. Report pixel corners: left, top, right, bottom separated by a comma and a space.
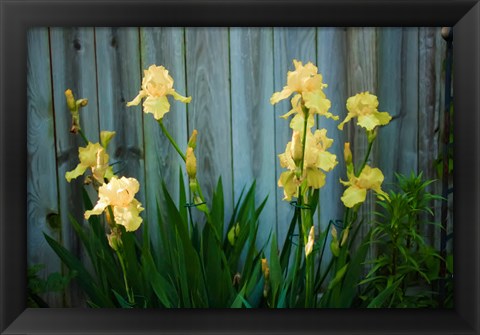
230, 27, 276, 253
345, 27, 378, 256
185, 28, 233, 224
27, 28, 62, 307
50, 27, 100, 306
418, 27, 442, 245
95, 28, 146, 209
377, 28, 419, 187
139, 27, 188, 244
316, 27, 348, 268
273, 28, 317, 248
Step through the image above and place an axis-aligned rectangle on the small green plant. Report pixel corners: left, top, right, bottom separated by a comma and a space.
27, 264, 74, 307
359, 173, 445, 307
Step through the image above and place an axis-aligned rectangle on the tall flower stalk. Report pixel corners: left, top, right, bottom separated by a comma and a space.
271, 60, 338, 307
65, 89, 144, 305
127, 64, 212, 228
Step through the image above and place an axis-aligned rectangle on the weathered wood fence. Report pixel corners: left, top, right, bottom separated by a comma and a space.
27, 27, 447, 306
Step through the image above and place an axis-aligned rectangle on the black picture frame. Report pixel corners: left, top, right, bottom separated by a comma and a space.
1, 0, 479, 334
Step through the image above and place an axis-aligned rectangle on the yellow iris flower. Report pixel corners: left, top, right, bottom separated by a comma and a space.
85, 176, 144, 232
271, 60, 337, 122
338, 92, 392, 131
127, 65, 191, 120
278, 129, 337, 201
65, 142, 114, 183
340, 165, 389, 208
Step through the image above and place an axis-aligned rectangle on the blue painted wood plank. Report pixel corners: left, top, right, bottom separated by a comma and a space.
230, 27, 276, 253
27, 27, 63, 307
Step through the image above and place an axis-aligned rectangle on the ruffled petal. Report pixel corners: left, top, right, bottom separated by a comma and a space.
337, 112, 355, 130
278, 171, 298, 201
126, 90, 146, 106
84, 199, 109, 219
357, 113, 380, 131
65, 163, 88, 182
303, 91, 336, 120
341, 185, 367, 208
113, 199, 144, 232
317, 151, 338, 172
270, 87, 293, 105
374, 111, 392, 126
143, 96, 171, 120
306, 168, 326, 189
169, 89, 192, 103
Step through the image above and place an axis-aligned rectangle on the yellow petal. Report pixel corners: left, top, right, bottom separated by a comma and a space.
278, 171, 298, 201
290, 113, 315, 132
65, 163, 88, 182
113, 199, 144, 232
84, 198, 109, 219
143, 96, 171, 120
357, 165, 384, 189
317, 151, 338, 172
306, 168, 326, 189
341, 185, 367, 208
303, 91, 336, 120
374, 111, 392, 126
98, 176, 140, 208
357, 113, 381, 131
270, 87, 293, 105
78, 142, 103, 168
338, 112, 355, 130
126, 91, 146, 106
169, 89, 192, 104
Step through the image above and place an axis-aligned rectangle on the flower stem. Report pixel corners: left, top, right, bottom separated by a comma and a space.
298, 105, 314, 307
116, 249, 134, 305
157, 119, 186, 162
356, 138, 374, 177
78, 129, 89, 145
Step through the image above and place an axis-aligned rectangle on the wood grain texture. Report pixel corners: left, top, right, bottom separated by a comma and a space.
345, 27, 378, 255
418, 27, 442, 245
50, 27, 100, 306
273, 28, 317, 248
377, 28, 419, 186
185, 28, 233, 224
139, 27, 188, 243
27, 28, 63, 307
230, 27, 276, 252
95, 27, 146, 208
316, 27, 348, 270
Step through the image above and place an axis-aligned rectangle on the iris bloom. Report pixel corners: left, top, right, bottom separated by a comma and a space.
65, 142, 114, 183
271, 60, 337, 122
338, 92, 392, 131
127, 65, 191, 120
305, 226, 315, 257
278, 129, 337, 201
340, 165, 389, 208
85, 176, 144, 232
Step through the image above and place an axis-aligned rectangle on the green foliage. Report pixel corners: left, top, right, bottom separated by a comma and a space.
44, 174, 267, 308
359, 172, 445, 307
27, 264, 74, 307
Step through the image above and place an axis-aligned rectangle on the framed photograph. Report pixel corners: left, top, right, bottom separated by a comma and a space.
1, 0, 479, 334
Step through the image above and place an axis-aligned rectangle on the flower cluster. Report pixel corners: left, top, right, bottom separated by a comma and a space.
272, 61, 392, 210
272, 60, 339, 201
64, 90, 144, 238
